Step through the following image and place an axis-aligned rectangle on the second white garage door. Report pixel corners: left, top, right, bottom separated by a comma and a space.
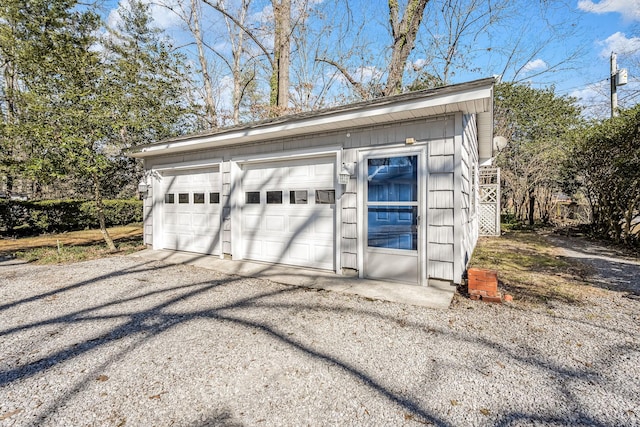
241, 157, 336, 270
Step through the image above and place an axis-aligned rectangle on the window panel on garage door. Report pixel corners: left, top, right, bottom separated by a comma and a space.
241, 157, 335, 270
162, 168, 221, 255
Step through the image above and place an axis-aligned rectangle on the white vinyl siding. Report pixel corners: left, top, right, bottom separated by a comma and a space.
460, 114, 479, 278
427, 117, 456, 281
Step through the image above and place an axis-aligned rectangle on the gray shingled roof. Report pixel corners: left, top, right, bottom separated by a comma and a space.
135, 77, 495, 150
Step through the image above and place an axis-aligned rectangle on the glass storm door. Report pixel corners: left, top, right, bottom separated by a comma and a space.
364, 155, 419, 284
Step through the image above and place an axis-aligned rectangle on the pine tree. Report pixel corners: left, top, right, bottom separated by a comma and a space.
1, 0, 197, 249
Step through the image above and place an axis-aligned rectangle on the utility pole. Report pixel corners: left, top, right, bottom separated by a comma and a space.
611, 52, 618, 118
610, 52, 628, 118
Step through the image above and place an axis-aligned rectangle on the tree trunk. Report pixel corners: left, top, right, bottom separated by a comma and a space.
385, 0, 430, 96
3, 54, 17, 198
623, 208, 632, 244
232, 71, 242, 125
33, 181, 42, 199
528, 190, 535, 226
621, 192, 639, 244
225, 0, 250, 125
191, 0, 217, 128
93, 173, 116, 251
512, 193, 519, 221
271, 0, 290, 114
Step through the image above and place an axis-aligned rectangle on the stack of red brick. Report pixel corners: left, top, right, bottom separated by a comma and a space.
467, 267, 502, 303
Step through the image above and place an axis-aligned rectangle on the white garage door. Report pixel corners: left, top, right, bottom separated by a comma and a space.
162, 168, 221, 255
241, 157, 335, 270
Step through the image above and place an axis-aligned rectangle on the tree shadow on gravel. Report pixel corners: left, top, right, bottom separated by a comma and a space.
0, 258, 174, 313
0, 266, 446, 426
184, 409, 244, 427
470, 333, 629, 427
0, 260, 637, 426
493, 413, 614, 427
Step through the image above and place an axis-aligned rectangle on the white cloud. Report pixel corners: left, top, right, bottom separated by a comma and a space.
522, 59, 548, 73
108, 0, 182, 31
578, 0, 640, 21
570, 80, 610, 118
570, 81, 607, 101
215, 75, 235, 119
328, 66, 384, 89
149, 2, 182, 30
355, 66, 384, 82
246, 4, 275, 52
107, 6, 123, 29
412, 58, 428, 71
251, 3, 274, 24
598, 32, 640, 57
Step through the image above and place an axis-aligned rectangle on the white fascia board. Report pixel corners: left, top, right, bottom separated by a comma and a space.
132, 85, 493, 159
151, 158, 223, 171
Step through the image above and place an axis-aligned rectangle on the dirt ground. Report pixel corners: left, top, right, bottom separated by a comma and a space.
0, 226, 142, 254
548, 233, 640, 296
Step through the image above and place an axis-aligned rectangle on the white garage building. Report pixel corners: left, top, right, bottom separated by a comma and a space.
132, 78, 495, 286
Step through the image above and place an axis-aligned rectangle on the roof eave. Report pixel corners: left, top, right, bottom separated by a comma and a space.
131, 78, 494, 159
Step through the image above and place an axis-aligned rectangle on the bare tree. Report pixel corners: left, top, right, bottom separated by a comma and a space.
415, 0, 511, 84
407, 0, 587, 92
487, 1, 588, 85
612, 31, 640, 111
201, 0, 292, 116
385, 0, 431, 96
219, 0, 254, 124
316, 0, 430, 99
155, 0, 218, 128
189, 0, 218, 127
271, 0, 291, 113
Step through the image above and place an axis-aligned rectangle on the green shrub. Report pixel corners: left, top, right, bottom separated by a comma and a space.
78, 200, 143, 228
0, 199, 142, 236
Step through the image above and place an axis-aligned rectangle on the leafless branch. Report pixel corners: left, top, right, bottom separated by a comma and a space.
316, 57, 370, 99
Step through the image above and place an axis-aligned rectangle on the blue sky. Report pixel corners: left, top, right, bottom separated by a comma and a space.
102, 0, 640, 119
559, 1, 639, 116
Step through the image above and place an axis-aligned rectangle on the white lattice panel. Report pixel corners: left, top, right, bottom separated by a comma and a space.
478, 167, 500, 236
480, 186, 498, 203
479, 204, 498, 235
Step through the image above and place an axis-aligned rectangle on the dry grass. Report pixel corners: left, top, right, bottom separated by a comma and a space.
0, 225, 144, 264
0, 226, 612, 304
468, 229, 605, 305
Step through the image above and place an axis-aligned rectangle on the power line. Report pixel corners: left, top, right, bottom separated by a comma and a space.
555, 77, 609, 96
619, 91, 640, 104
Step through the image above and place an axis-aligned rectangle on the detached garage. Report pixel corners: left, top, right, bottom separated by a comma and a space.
132, 78, 496, 287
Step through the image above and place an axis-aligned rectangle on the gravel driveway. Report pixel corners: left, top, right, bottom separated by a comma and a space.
1, 254, 639, 426
548, 234, 640, 296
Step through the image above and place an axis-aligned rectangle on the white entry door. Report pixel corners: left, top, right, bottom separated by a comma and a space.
240, 157, 335, 270
364, 154, 421, 284
161, 168, 221, 255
